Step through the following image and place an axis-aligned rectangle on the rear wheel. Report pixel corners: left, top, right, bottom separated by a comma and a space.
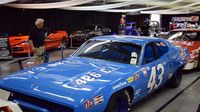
105, 89, 131, 112
169, 67, 182, 88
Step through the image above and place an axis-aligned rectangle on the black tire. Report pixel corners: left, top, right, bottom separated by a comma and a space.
104, 89, 131, 112
169, 67, 182, 88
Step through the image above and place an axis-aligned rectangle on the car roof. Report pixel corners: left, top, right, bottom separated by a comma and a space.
172, 29, 200, 32
92, 35, 165, 46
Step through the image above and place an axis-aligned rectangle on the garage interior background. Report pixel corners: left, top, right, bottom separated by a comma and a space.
0, 6, 198, 36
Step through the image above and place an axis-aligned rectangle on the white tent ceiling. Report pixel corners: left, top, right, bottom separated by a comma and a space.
2, 0, 200, 14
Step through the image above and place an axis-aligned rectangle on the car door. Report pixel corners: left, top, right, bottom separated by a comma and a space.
141, 42, 168, 95
153, 41, 171, 84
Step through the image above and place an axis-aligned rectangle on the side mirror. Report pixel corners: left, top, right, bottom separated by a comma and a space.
130, 52, 138, 65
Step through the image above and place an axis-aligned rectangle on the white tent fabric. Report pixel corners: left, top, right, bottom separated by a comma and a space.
0, 0, 16, 5
62, 0, 146, 10
4, 0, 96, 9
3, 0, 200, 14
61, 0, 183, 11
101, 6, 159, 13
141, 1, 200, 14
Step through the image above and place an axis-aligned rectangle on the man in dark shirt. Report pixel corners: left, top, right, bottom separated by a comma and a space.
28, 18, 45, 65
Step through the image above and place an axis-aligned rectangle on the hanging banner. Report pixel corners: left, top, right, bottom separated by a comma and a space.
0, 34, 13, 60
172, 16, 199, 22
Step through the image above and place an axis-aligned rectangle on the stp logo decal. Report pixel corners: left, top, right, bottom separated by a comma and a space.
84, 100, 93, 109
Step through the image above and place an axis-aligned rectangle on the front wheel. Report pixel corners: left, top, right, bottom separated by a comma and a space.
105, 89, 131, 112
169, 68, 182, 88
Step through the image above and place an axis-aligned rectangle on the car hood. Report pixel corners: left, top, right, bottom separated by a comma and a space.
0, 57, 135, 107
9, 35, 28, 46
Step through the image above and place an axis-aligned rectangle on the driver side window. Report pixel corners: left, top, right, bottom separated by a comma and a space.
142, 44, 156, 64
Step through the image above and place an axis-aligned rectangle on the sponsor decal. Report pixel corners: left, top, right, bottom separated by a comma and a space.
148, 64, 164, 92
134, 89, 141, 98
100, 66, 119, 73
172, 16, 199, 22
160, 42, 166, 46
84, 100, 93, 109
112, 82, 127, 89
134, 74, 140, 81
142, 67, 147, 77
155, 42, 166, 47
135, 89, 141, 95
127, 76, 134, 83
93, 95, 104, 105
76, 72, 102, 85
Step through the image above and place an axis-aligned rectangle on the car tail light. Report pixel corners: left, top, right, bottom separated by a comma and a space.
0, 106, 13, 112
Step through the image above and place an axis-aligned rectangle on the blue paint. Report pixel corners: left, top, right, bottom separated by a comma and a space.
0, 35, 189, 112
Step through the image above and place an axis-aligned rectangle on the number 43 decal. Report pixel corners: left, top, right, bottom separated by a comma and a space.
147, 64, 164, 92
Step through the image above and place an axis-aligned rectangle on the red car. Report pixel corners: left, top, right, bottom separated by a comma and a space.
167, 29, 200, 70
9, 30, 68, 55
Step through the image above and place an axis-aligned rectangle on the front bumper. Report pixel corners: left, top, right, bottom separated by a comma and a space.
183, 60, 198, 70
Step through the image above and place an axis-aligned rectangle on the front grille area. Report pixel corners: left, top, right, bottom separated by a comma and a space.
8, 91, 74, 112
11, 47, 24, 51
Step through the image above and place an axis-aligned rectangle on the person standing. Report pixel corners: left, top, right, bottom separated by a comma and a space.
28, 18, 45, 65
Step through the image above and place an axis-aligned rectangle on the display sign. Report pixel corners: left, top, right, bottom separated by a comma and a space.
0, 34, 13, 60
172, 16, 199, 22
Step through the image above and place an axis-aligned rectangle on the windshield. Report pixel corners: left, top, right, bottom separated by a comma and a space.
73, 40, 142, 65
167, 31, 183, 40
167, 31, 200, 41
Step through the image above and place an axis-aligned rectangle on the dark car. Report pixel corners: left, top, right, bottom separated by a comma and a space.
70, 24, 111, 46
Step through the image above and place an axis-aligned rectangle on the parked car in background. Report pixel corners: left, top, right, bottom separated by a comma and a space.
9, 30, 68, 55
0, 35, 189, 112
70, 24, 111, 46
0, 99, 22, 112
167, 29, 200, 70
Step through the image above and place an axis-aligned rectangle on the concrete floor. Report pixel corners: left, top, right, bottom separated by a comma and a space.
0, 48, 200, 112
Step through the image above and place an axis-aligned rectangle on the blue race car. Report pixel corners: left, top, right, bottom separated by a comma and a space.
0, 35, 189, 112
